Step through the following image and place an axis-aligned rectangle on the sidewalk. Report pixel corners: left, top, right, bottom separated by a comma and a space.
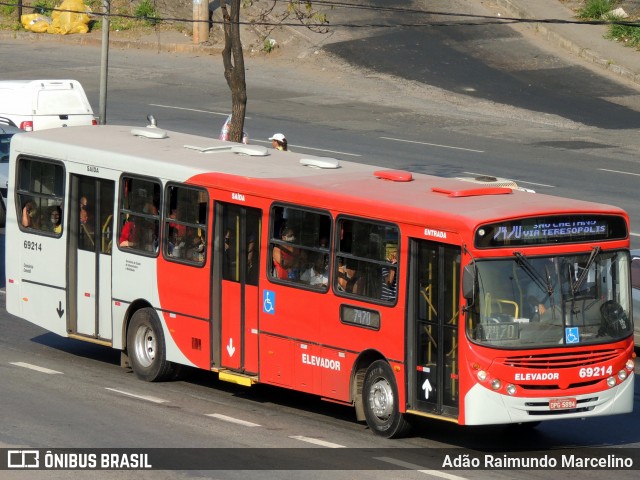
495, 0, 640, 86
2, 1, 640, 87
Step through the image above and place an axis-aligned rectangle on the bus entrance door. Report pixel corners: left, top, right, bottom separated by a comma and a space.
69, 175, 115, 341
213, 203, 261, 375
407, 239, 460, 419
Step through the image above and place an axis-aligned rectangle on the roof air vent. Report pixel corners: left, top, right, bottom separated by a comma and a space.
300, 157, 340, 169
456, 175, 535, 192
131, 127, 168, 139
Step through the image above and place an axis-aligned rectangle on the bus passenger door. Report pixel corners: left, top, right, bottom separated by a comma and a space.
69, 175, 115, 341
213, 202, 261, 375
407, 239, 460, 419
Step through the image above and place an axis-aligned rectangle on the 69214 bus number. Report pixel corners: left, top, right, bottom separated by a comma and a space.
578, 366, 612, 378
24, 240, 42, 251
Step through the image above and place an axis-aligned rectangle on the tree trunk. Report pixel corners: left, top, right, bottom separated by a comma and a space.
220, 0, 247, 143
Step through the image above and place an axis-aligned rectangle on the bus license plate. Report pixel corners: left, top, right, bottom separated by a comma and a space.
549, 397, 577, 410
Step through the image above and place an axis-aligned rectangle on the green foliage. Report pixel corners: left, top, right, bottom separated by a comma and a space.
607, 22, 640, 48
134, 0, 159, 26
0, 4, 16, 16
83, 0, 102, 9
33, 0, 56, 15
577, 0, 617, 20
263, 37, 276, 53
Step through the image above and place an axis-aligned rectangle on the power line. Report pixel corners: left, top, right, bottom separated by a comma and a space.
0, 1, 638, 29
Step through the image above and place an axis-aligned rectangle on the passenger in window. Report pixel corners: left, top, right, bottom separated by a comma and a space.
247, 233, 258, 284
222, 228, 235, 277
49, 205, 62, 234
186, 227, 205, 262
141, 219, 159, 253
119, 216, 138, 248
143, 195, 159, 215
169, 208, 186, 237
381, 249, 398, 301
337, 258, 363, 294
80, 201, 95, 249
272, 227, 300, 280
21, 200, 37, 228
301, 253, 328, 287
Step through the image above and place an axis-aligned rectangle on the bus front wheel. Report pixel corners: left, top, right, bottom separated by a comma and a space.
363, 360, 411, 438
127, 308, 176, 382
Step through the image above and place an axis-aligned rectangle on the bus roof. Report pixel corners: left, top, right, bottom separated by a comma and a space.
11, 125, 627, 234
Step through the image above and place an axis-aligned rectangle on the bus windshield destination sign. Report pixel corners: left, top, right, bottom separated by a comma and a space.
475, 215, 628, 248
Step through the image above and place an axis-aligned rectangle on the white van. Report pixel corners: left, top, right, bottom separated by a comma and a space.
0, 79, 96, 131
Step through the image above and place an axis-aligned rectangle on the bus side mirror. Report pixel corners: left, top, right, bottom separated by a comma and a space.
462, 264, 475, 299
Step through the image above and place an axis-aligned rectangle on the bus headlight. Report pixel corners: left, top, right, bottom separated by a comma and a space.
626, 359, 634, 371
506, 384, 517, 395
477, 370, 487, 382
618, 370, 628, 381
491, 379, 501, 390
607, 376, 617, 388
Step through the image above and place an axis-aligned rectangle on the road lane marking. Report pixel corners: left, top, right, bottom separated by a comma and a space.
289, 436, 346, 448
11, 362, 63, 375
374, 457, 469, 479
599, 168, 640, 177
380, 136, 484, 153
206, 413, 261, 427
105, 387, 168, 404
251, 139, 361, 157
148, 104, 248, 118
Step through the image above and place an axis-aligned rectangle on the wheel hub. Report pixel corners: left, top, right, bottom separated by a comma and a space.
369, 378, 394, 420
134, 325, 156, 368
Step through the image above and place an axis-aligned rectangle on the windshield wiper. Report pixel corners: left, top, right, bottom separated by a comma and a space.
514, 251, 554, 297
571, 246, 601, 295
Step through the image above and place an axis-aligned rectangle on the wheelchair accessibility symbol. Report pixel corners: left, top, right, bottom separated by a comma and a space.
263, 290, 275, 314
565, 327, 580, 344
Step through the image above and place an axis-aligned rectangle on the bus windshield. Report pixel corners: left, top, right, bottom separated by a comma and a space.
466, 250, 633, 348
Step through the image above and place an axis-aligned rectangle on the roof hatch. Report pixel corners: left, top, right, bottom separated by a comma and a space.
183, 144, 269, 156
432, 186, 513, 197
374, 170, 413, 182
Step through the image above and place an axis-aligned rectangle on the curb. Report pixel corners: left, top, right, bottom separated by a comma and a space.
0, 30, 222, 55
495, 0, 640, 87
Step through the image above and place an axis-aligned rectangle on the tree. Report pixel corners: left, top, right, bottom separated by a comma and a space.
219, 1, 329, 143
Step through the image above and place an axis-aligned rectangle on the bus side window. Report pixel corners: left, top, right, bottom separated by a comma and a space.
163, 184, 208, 265
268, 204, 331, 291
118, 176, 161, 255
17, 158, 65, 235
335, 217, 399, 304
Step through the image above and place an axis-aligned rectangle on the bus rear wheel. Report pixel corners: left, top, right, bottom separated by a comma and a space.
363, 360, 411, 438
127, 307, 176, 382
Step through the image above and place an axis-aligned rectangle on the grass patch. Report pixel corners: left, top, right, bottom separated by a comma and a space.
607, 22, 640, 48
577, 0, 618, 19
134, 0, 159, 26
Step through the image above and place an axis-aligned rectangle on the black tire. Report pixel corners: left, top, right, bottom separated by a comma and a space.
362, 360, 411, 438
127, 307, 176, 382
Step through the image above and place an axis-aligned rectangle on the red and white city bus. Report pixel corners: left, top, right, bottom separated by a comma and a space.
5, 124, 635, 437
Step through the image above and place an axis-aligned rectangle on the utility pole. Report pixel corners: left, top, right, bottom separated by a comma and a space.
193, 0, 209, 44
99, 0, 110, 125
